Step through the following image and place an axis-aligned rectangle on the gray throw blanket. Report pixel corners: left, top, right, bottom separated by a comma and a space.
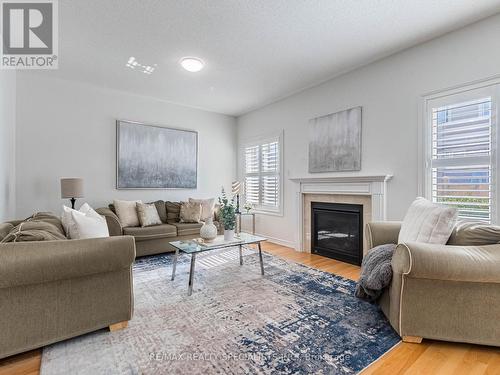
355, 243, 396, 302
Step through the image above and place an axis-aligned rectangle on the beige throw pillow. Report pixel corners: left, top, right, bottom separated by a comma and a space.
180, 201, 202, 223
398, 197, 457, 245
136, 202, 162, 227
150, 200, 167, 223
189, 198, 216, 220
448, 221, 500, 246
114, 199, 142, 227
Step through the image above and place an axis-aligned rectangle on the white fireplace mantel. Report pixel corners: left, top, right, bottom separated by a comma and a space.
290, 175, 393, 251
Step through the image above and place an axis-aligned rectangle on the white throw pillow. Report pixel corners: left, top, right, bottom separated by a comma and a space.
114, 199, 142, 227
61, 203, 109, 239
70, 210, 109, 239
62, 203, 94, 238
189, 198, 216, 221
398, 197, 458, 245
61, 205, 74, 237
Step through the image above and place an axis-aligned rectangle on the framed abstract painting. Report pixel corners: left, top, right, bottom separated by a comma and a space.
308, 106, 362, 172
116, 120, 198, 189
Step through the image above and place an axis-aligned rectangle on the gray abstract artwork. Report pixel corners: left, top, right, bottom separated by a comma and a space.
117, 121, 197, 189
308, 107, 362, 172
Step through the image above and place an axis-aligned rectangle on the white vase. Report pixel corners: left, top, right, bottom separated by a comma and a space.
224, 229, 235, 241
200, 217, 217, 242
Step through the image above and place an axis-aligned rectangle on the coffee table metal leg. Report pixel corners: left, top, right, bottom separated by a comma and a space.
258, 242, 264, 275
239, 244, 243, 265
188, 253, 196, 296
171, 248, 179, 281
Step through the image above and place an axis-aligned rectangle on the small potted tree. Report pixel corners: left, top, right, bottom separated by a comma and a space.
218, 187, 236, 241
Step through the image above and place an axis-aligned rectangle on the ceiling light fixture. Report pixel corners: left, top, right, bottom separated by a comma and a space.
126, 56, 156, 75
180, 57, 204, 72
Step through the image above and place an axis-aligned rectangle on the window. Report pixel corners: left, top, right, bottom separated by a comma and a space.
243, 133, 282, 214
423, 83, 498, 223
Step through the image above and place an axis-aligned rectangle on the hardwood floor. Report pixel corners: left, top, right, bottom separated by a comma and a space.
0, 350, 40, 375
1, 241, 499, 374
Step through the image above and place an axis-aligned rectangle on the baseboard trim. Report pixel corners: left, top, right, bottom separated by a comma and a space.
253, 233, 296, 249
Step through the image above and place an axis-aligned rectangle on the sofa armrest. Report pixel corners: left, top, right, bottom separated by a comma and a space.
392, 241, 500, 283
96, 207, 123, 236
366, 221, 402, 249
0, 236, 136, 288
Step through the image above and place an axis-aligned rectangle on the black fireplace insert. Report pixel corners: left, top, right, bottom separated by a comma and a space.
311, 202, 363, 265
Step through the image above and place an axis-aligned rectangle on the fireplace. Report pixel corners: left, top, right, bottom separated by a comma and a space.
311, 202, 363, 265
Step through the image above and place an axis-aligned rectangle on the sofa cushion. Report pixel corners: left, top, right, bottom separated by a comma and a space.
180, 201, 202, 223
114, 199, 142, 227
136, 202, 162, 227
448, 221, 500, 246
398, 197, 457, 245
123, 224, 177, 241
166, 201, 181, 223
0, 223, 14, 241
150, 200, 167, 223
189, 198, 215, 221
171, 222, 203, 236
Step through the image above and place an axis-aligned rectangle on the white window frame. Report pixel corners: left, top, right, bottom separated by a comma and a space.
240, 130, 284, 216
419, 77, 500, 223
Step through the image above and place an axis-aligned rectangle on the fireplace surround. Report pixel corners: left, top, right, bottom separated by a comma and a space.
290, 175, 393, 253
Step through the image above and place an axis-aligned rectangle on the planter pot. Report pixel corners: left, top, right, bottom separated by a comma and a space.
224, 229, 235, 241
200, 217, 217, 242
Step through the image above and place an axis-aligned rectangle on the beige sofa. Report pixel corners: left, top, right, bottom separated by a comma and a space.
366, 221, 500, 346
97, 201, 223, 257
0, 217, 136, 360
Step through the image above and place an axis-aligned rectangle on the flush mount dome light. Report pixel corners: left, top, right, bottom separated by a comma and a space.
180, 57, 204, 72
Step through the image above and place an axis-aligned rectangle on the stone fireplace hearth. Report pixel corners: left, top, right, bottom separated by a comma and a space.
290, 175, 393, 254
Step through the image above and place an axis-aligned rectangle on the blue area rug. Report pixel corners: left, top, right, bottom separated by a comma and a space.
41, 247, 400, 374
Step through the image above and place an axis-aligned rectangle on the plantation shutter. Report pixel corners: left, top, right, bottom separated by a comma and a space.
243, 136, 281, 212
261, 141, 279, 207
245, 145, 260, 204
429, 95, 494, 222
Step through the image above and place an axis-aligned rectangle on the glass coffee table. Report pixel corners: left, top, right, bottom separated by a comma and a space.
170, 233, 267, 296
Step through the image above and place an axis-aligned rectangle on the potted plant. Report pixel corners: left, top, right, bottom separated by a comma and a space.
218, 187, 236, 241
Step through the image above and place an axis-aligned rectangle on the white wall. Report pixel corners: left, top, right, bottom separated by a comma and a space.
0, 71, 16, 221
237, 14, 500, 246
15, 74, 236, 217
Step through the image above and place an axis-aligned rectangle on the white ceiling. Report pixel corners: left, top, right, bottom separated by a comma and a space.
39, 0, 500, 116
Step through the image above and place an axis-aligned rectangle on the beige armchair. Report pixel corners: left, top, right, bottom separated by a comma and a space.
366, 221, 500, 347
